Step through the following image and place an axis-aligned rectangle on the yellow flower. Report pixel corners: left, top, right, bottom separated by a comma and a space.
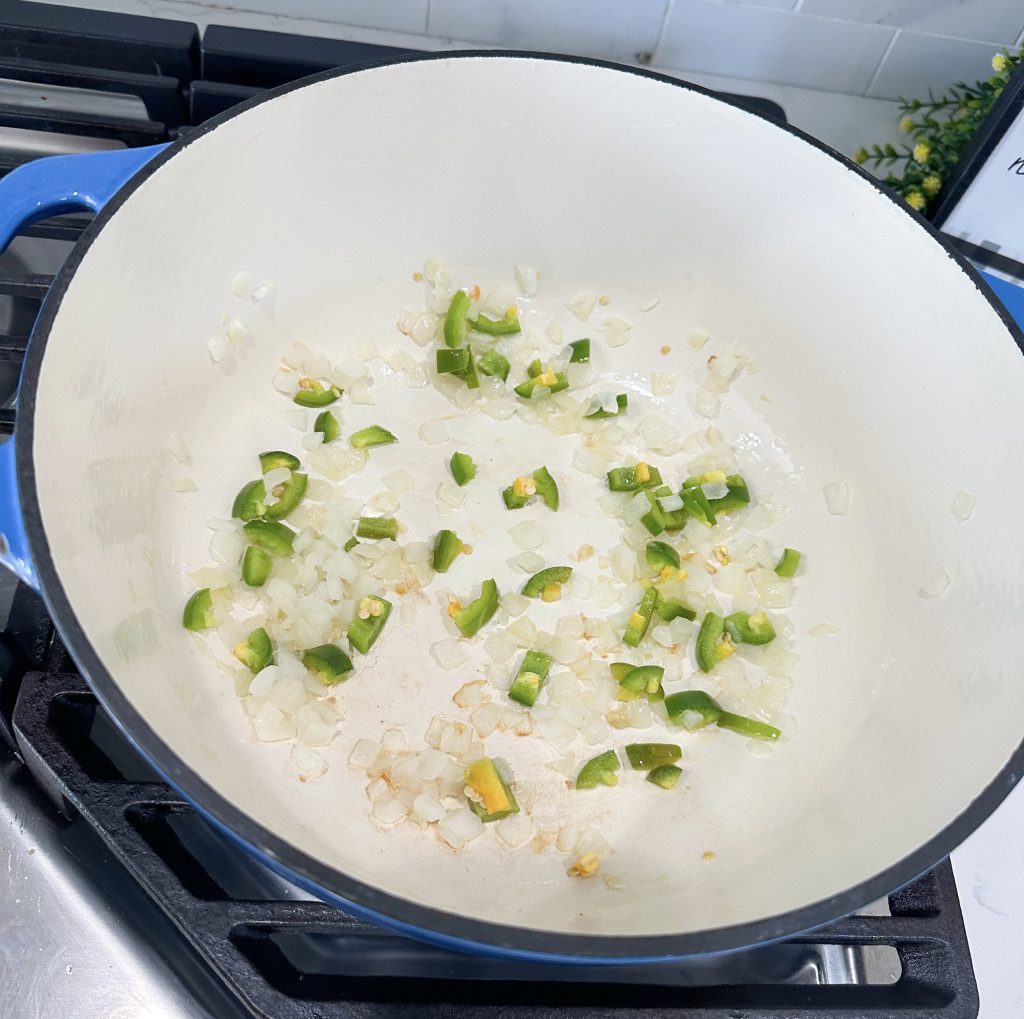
912, 140, 931, 163
899, 115, 914, 133
922, 173, 942, 198
853, 147, 868, 164
993, 52, 1009, 73
905, 191, 926, 211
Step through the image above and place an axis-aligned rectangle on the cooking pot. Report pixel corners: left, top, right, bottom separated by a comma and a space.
2, 52, 1024, 961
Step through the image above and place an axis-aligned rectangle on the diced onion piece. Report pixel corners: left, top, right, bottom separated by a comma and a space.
431, 638, 470, 672
572, 448, 609, 478
823, 480, 850, 516
227, 317, 249, 345
496, 813, 532, 847
231, 268, 255, 296
545, 319, 563, 343
413, 794, 445, 823
658, 493, 684, 512
687, 330, 709, 349
383, 469, 415, 494
639, 297, 660, 312
424, 256, 450, 286
170, 477, 197, 493
288, 743, 328, 780
438, 807, 485, 849
512, 551, 545, 573
419, 419, 448, 445
919, 568, 951, 600
603, 315, 632, 347
509, 521, 545, 550
515, 265, 539, 296
568, 290, 597, 320
206, 332, 230, 363
437, 479, 466, 511
809, 623, 841, 637
951, 489, 976, 522
373, 797, 408, 826
251, 279, 277, 304
694, 386, 719, 418
167, 431, 191, 465
651, 371, 679, 395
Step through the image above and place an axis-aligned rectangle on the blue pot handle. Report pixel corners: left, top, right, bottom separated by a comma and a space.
0, 144, 168, 589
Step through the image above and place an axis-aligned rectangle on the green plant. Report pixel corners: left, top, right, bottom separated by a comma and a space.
854, 49, 1021, 214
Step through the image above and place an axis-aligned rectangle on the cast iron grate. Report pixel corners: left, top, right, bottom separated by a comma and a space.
0, 657, 977, 1019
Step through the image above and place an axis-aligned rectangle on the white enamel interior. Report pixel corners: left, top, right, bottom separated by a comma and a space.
29, 57, 1024, 940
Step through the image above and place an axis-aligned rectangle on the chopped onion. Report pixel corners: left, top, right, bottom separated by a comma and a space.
603, 315, 632, 347
424, 256, 450, 286
567, 290, 597, 320
348, 379, 375, 405
496, 813, 532, 847
512, 551, 545, 573
470, 702, 505, 738
251, 279, 277, 304
373, 797, 408, 826
572, 448, 609, 478
515, 265, 539, 296
509, 520, 545, 550
206, 332, 230, 363
419, 418, 449, 445
809, 623, 841, 637
383, 469, 415, 494
285, 408, 308, 431
226, 317, 249, 346
287, 743, 328, 780
436, 479, 466, 511
231, 268, 255, 297
639, 296, 660, 312
167, 431, 191, 465
430, 638, 469, 672
919, 568, 951, 600
650, 372, 679, 396
694, 386, 719, 419
687, 330, 710, 349
438, 807, 484, 849
254, 703, 295, 742
658, 493, 684, 512
951, 490, 976, 522
823, 480, 850, 516
412, 793, 445, 823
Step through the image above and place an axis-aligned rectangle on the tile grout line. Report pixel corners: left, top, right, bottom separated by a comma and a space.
650, 0, 674, 64
864, 28, 901, 97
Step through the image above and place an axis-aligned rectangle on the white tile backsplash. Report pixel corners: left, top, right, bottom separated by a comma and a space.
656, 2, 896, 94
426, 0, 668, 62
800, 0, 1024, 46
867, 29, 1008, 98
196, 0, 429, 35
38, 0, 1024, 104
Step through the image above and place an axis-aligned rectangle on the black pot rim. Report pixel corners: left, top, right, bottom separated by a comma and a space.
15, 49, 1024, 961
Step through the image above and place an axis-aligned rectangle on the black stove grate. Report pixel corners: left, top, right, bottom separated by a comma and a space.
0, 3, 977, 1016
0, 653, 979, 1018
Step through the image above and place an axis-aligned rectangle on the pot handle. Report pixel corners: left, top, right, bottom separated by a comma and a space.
0, 144, 168, 589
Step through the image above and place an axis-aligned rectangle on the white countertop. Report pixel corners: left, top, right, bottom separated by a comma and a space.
952, 782, 1024, 1017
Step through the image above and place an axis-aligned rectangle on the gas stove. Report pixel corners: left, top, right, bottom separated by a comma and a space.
0, 3, 996, 1016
